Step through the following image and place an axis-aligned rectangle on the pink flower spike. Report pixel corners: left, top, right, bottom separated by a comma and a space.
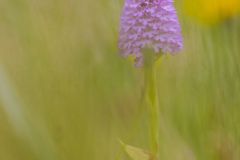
118, 0, 183, 66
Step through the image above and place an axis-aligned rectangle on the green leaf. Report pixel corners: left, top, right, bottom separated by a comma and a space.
119, 140, 155, 160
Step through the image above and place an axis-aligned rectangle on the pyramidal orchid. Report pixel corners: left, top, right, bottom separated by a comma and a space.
118, 1, 183, 159
119, 0, 183, 66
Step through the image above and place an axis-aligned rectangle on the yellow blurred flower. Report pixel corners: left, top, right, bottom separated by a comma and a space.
183, 0, 240, 24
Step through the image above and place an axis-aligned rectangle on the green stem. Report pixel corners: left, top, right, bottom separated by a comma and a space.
144, 52, 160, 159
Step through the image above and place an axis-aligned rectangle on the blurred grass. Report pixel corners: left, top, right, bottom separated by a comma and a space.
0, 0, 240, 160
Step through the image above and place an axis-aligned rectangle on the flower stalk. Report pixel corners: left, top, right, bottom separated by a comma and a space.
144, 52, 160, 159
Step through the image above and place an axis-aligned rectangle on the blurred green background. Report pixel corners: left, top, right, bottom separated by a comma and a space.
0, 0, 240, 160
